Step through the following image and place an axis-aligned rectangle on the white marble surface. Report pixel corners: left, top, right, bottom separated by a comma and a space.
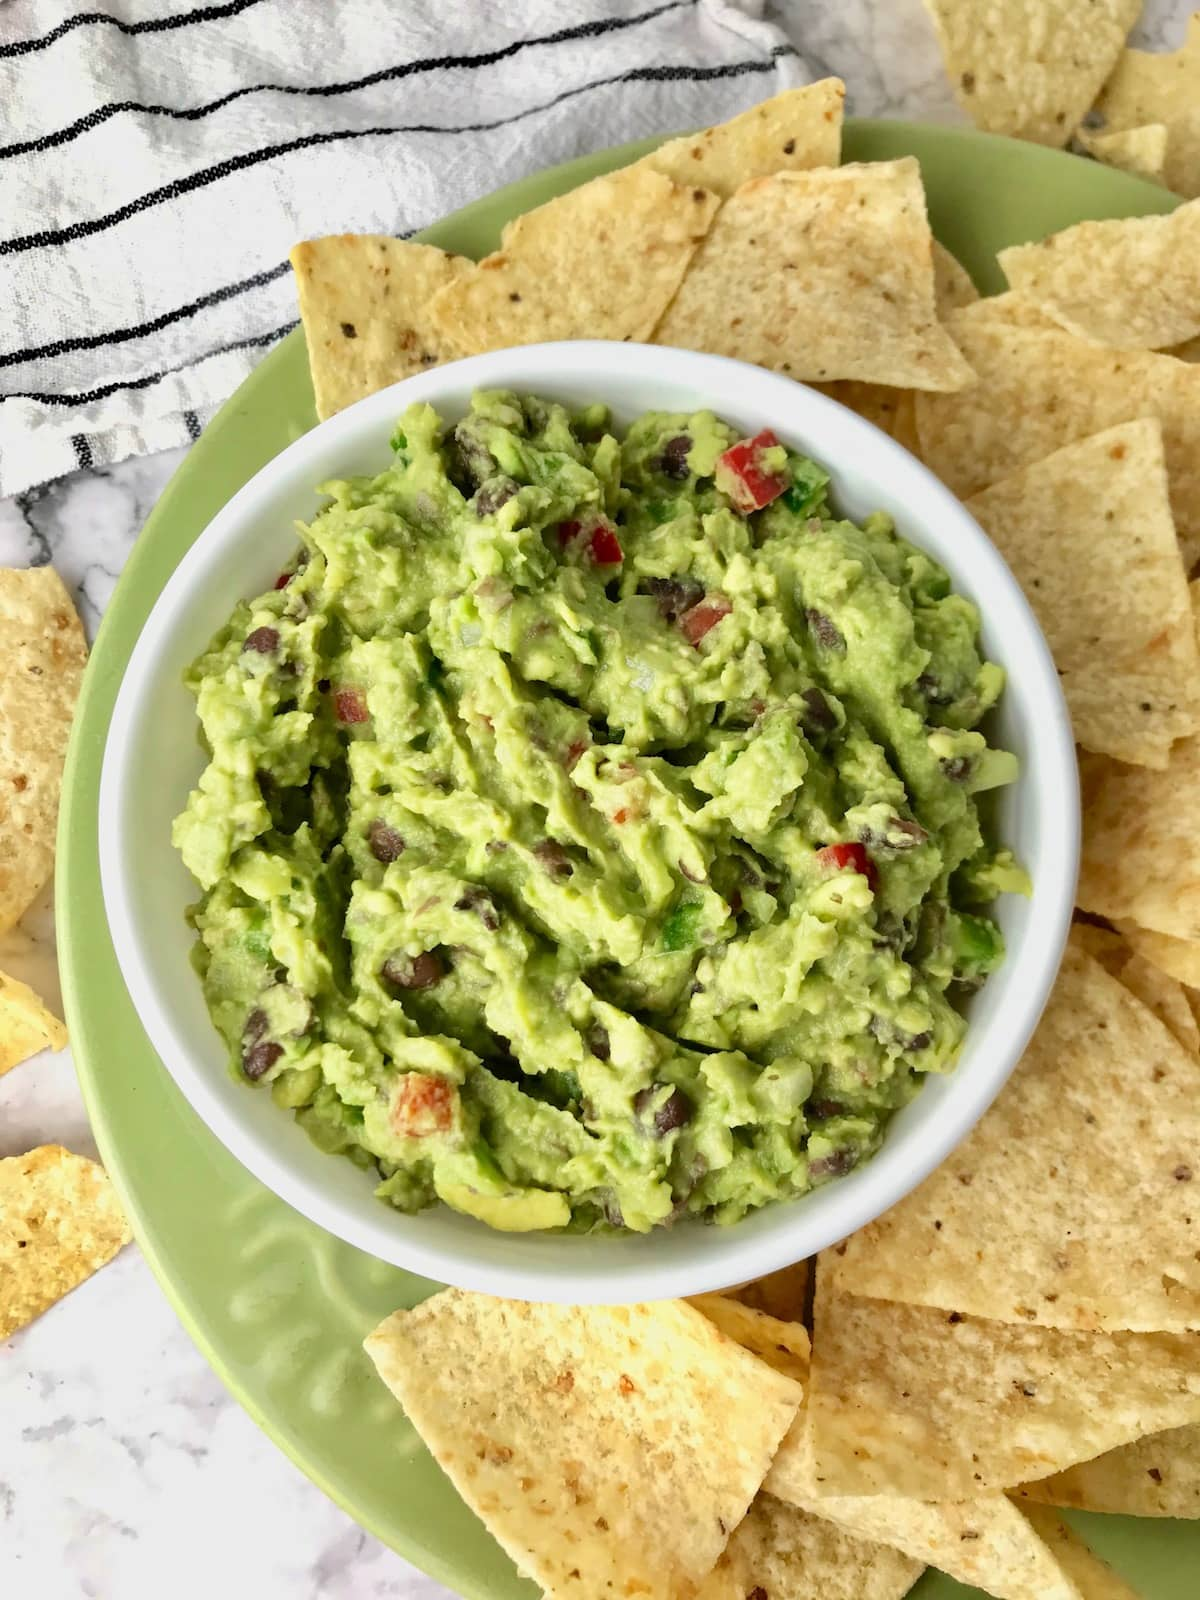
1, 3, 1193, 1597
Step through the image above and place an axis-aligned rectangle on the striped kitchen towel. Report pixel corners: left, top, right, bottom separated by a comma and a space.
0, 0, 808, 497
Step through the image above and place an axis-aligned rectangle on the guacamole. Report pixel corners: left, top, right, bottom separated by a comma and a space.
173, 391, 1024, 1233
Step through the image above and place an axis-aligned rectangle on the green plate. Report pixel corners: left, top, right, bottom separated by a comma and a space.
59, 121, 1194, 1598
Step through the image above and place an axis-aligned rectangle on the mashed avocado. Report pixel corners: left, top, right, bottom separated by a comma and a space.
173, 390, 1023, 1233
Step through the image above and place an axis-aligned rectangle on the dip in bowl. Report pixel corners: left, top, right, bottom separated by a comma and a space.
100, 342, 1077, 1301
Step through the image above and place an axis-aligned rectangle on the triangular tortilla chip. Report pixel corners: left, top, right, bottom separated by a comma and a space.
1096, 16, 1200, 197
654, 160, 975, 391
640, 80, 844, 196
0, 967, 66, 1074
365, 1292, 802, 1600
689, 1294, 810, 1383
965, 419, 1200, 767
0, 1146, 130, 1338
827, 937, 1200, 1330
771, 1477, 1102, 1600
1016, 1506, 1145, 1599
790, 1271, 1200, 1499
997, 200, 1200, 350
1075, 122, 1170, 184
932, 239, 979, 314
0, 567, 86, 935
767, 1389, 1127, 1599
915, 305, 1200, 568
1074, 922, 1200, 1052
815, 382, 922, 457
922, 0, 1139, 147
1115, 919, 1200, 988
697, 1492, 923, 1600
1079, 740, 1200, 940
425, 167, 718, 356
290, 236, 473, 420
1020, 1422, 1200, 1518
728, 1259, 811, 1323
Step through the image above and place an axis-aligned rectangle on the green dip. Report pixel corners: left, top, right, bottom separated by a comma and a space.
173, 391, 1025, 1233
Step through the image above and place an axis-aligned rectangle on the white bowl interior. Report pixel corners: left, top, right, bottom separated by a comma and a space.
99, 342, 1078, 1303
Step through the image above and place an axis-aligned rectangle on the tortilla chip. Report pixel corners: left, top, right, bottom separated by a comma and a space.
1075, 122, 1169, 184
0, 967, 66, 1074
1078, 740, 1200, 940
1020, 1422, 1200, 1518
790, 1272, 1200, 1499
827, 937, 1200, 1331
997, 201, 1200, 350
290, 236, 473, 421
0, 1146, 131, 1339
697, 1492, 923, 1600
772, 1484, 1104, 1600
426, 168, 718, 357
932, 240, 979, 315
915, 305, 1200, 569
689, 1294, 810, 1383
922, 0, 1139, 147
1095, 16, 1200, 197
728, 1259, 811, 1323
365, 1292, 802, 1600
964, 419, 1200, 767
1115, 920, 1200, 988
654, 160, 975, 391
0, 568, 86, 936
641, 80, 844, 196
815, 382, 922, 457
1075, 923, 1200, 1051
1017, 1506, 1145, 1599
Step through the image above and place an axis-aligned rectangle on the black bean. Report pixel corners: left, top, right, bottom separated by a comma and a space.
634, 1083, 692, 1136
587, 1025, 611, 1061
381, 951, 444, 991
940, 755, 973, 782
886, 817, 929, 849
243, 626, 280, 654
810, 1148, 858, 1179
907, 1031, 932, 1051
805, 609, 844, 651
455, 887, 500, 931
450, 418, 496, 492
474, 475, 519, 517
368, 820, 406, 863
808, 1099, 847, 1120
800, 685, 835, 732
243, 1007, 268, 1044
639, 576, 705, 623
533, 839, 573, 878
659, 434, 692, 480
243, 1040, 283, 1080
917, 670, 952, 705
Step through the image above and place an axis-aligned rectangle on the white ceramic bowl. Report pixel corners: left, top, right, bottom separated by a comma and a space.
99, 341, 1078, 1304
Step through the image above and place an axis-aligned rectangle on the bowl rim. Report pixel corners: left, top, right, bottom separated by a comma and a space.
97, 339, 1079, 1303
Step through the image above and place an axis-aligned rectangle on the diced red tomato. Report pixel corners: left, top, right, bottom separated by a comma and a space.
334, 687, 369, 724
613, 807, 632, 825
556, 518, 623, 565
816, 842, 878, 891
587, 524, 624, 565
715, 429, 788, 514
390, 1073, 457, 1138
680, 597, 732, 646
565, 738, 589, 771
273, 570, 292, 590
